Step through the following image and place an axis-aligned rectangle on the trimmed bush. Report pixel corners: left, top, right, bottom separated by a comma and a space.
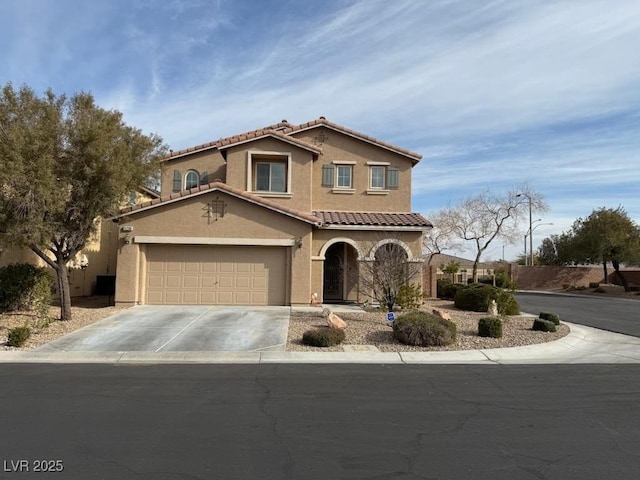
437, 279, 461, 300
478, 317, 503, 338
6, 326, 31, 347
393, 311, 457, 347
302, 328, 346, 347
454, 283, 496, 312
0, 263, 53, 314
532, 318, 556, 333
539, 312, 560, 325
454, 283, 520, 315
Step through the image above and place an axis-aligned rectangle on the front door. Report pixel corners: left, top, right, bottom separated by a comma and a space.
323, 243, 343, 302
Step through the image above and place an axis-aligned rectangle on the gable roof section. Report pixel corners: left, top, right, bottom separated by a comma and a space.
216, 129, 321, 154
115, 181, 322, 225
315, 211, 432, 229
161, 117, 420, 164
283, 117, 423, 164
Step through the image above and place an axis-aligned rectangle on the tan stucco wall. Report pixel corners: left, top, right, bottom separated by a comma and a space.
291, 127, 414, 212
224, 138, 314, 212
114, 191, 314, 306
160, 149, 226, 194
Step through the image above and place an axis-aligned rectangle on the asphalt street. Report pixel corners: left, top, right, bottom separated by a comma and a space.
516, 292, 640, 337
1, 364, 640, 480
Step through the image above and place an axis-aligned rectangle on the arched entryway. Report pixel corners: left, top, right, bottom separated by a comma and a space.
323, 242, 359, 303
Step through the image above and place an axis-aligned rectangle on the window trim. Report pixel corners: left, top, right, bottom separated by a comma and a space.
247, 150, 292, 194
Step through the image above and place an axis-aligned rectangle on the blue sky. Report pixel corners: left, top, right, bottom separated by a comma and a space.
1, 0, 639, 261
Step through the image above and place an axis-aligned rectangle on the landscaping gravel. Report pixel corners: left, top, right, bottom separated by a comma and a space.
287, 299, 569, 352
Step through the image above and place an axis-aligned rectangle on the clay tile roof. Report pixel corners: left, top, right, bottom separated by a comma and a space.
216, 129, 321, 154
115, 181, 321, 225
283, 117, 422, 163
313, 211, 432, 228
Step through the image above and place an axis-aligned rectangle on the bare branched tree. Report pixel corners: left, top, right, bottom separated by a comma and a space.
427, 185, 547, 282
351, 238, 423, 311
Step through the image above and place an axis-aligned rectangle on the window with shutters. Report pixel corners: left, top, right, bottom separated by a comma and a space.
365, 162, 399, 195
324, 161, 355, 193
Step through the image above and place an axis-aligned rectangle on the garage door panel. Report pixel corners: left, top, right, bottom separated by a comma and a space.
183, 276, 199, 288
182, 291, 199, 304
165, 291, 182, 303
219, 262, 234, 273
146, 245, 286, 305
253, 277, 267, 289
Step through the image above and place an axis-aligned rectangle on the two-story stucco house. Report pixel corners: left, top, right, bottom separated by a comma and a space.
112, 117, 432, 307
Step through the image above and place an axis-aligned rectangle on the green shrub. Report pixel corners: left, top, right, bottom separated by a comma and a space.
454, 283, 520, 315
0, 263, 53, 314
532, 318, 556, 333
437, 279, 462, 300
302, 328, 346, 347
495, 289, 520, 315
397, 283, 423, 309
454, 283, 496, 312
478, 317, 503, 338
393, 311, 457, 346
6, 326, 31, 347
539, 312, 560, 325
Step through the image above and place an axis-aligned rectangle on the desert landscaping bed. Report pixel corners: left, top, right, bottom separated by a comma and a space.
289, 298, 569, 352
2, 297, 569, 352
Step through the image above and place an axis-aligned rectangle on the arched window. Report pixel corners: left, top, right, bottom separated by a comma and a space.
185, 171, 199, 190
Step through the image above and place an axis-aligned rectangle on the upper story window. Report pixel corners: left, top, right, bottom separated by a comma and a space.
366, 162, 399, 193
247, 151, 292, 196
336, 165, 353, 188
370, 166, 386, 189
322, 161, 356, 192
255, 161, 286, 192
185, 170, 199, 190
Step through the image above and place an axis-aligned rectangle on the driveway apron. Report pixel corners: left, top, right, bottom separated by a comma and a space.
35, 306, 290, 352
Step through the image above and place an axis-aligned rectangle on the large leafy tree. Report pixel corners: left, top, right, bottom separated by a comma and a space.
568, 207, 640, 291
0, 84, 167, 320
426, 186, 547, 282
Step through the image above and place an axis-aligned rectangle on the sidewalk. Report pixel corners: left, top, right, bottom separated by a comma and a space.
2, 322, 640, 365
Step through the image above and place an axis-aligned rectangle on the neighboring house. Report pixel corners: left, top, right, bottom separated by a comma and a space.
0, 187, 160, 298
111, 117, 432, 306
427, 253, 500, 284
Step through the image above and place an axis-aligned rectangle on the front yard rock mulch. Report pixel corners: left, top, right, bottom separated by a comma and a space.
287, 299, 569, 352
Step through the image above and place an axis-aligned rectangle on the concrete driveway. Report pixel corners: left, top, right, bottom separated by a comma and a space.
36, 306, 290, 352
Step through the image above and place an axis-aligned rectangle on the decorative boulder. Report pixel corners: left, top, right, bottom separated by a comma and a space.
322, 308, 347, 329
432, 308, 451, 321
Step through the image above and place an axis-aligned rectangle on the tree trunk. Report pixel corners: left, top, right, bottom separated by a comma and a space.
612, 260, 630, 292
602, 260, 609, 284
55, 260, 73, 321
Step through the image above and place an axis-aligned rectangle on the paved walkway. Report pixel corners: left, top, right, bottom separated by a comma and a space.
2, 321, 640, 365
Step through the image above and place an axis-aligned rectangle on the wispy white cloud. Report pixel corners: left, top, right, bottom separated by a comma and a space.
1, 0, 639, 260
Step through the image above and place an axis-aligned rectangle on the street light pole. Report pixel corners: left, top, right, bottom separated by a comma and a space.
517, 193, 533, 266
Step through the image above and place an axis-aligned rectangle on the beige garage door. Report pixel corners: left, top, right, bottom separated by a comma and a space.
146, 245, 287, 305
